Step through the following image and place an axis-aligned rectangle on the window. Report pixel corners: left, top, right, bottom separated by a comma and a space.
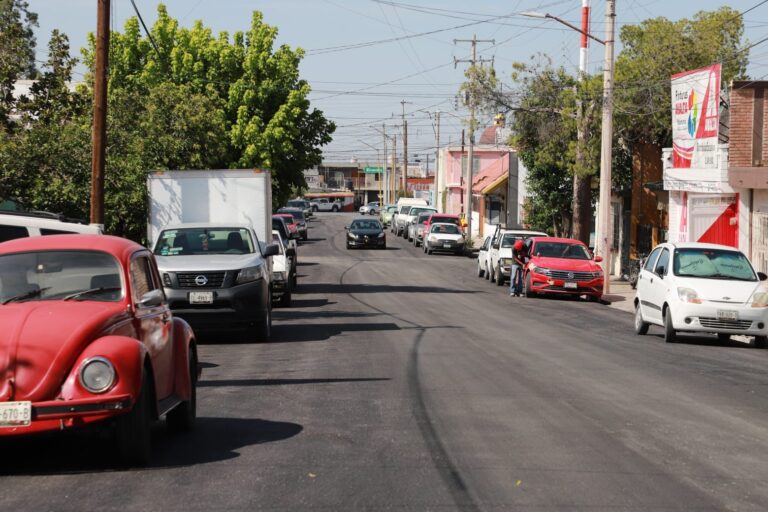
461, 155, 480, 174
644, 247, 662, 271
654, 249, 670, 275
612, 202, 620, 251
0, 225, 28, 242
40, 228, 77, 236
487, 197, 502, 225
130, 256, 157, 303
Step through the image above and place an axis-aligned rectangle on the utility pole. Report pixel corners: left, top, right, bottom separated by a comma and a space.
597, 0, 616, 294
572, 0, 591, 245
454, 34, 494, 243
391, 132, 397, 201
90, 0, 110, 227
382, 124, 387, 204
434, 110, 441, 210
400, 100, 411, 196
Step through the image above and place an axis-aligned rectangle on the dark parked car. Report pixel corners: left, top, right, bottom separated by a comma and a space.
345, 218, 386, 249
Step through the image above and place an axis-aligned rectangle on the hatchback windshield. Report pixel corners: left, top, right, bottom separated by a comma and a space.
532, 241, 591, 260
0, 250, 123, 304
154, 227, 254, 256
673, 248, 756, 281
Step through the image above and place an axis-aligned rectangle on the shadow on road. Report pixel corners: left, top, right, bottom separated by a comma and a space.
273, 310, 381, 320
0, 417, 302, 475
297, 261, 319, 266
290, 298, 335, 308
271, 321, 401, 343
199, 377, 390, 387
296, 283, 478, 295
648, 333, 759, 349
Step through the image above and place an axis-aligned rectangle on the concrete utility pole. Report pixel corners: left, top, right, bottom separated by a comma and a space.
400, 100, 411, 196
572, 0, 591, 245
597, 0, 616, 294
434, 110, 441, 210
391, 132, 397, 201
454, 34, 494, 243
382, 124, 387, 204
90, 0, 110, 227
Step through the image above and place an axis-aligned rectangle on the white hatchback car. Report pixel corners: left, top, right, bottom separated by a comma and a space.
634, 242, 768, 346
423, 222, 464, 255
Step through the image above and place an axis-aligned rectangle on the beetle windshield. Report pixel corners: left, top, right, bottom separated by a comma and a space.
154, 227, 255, 256
532, 242, 591, 260
0, 250, 123, 304
673, 248, 756, 281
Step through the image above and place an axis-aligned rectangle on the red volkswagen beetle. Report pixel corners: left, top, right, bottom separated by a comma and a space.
0, 235, 198, 464
523, 237, 604, 301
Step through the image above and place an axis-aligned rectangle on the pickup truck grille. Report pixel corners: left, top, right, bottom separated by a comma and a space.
177, 272, 226, 288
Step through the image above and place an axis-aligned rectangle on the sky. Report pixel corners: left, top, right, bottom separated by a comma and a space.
31, 1, 768, 168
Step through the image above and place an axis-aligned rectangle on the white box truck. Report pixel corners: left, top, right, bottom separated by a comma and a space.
147, 169, 278, 341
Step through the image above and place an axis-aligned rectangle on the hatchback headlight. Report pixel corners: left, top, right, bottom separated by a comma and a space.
237, 265, 263, 284
750, 289, 768, 308
79, 357, 115, 394
677, 287, 702, 304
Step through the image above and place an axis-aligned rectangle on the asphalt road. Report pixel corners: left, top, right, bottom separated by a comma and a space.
4, 212, 768, 511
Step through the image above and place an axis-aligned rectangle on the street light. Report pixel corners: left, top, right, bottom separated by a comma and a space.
520, 2, 615, 295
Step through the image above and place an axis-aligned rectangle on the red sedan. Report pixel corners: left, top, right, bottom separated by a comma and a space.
0, 235, 198, 464
274, 213, 300, 239
523, 237, 604, 301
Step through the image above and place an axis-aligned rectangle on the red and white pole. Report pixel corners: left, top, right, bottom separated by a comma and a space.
579, 0, 590, 76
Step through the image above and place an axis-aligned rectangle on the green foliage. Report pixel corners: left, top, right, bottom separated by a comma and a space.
2, 4, 333, 244
0, 0, 37, 128
614, 6, 747, 145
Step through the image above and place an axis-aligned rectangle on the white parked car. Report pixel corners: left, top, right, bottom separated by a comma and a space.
476, 235, 492, 279
271, 229, 295, 307
634, 242, 768, 346
488, 227, 548, 286
0, 210, 102, 242
359, 201, 380, 215
423, 223, 464, 255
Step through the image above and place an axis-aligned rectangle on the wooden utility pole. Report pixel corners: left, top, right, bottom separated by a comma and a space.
572, 0, 591, 245
400, 100, 411, 196
454, 34, 494, 243
434, 110, 441, 210
90, 0, 110, 227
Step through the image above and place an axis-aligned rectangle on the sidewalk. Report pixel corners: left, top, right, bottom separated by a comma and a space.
601, 277, 635, 314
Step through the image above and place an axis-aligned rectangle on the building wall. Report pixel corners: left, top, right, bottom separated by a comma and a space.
630, 143, 664, 257
729, 86, 756, 167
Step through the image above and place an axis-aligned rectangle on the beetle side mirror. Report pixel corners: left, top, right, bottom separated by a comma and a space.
759, 272, 768, 281
138, 289, 164, 308
594, 255, 603, 263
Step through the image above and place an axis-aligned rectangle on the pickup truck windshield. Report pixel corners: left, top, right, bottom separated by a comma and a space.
154, 228, 255, 256
0, 250, 123, 303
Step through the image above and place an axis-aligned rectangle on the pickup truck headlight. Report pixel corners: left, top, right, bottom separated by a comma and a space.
79, 357, 115, 394
677, 287, 702, 304
271, 271, 286, 282
501, 258, 512, 267
237, 265, 263, 284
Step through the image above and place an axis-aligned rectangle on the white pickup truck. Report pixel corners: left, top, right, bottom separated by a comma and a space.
487, 225, 548, 286
310, 198, 341, 212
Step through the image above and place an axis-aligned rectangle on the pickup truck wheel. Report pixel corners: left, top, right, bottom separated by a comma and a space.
332, 205, 339, 212
489, 266, 496, 283
280, 288, 292, 308
485, 264, 490, 280
116, 368, 153, 465
495, 267, 504, 286
167, 349, 197, 433
253, 304, 272, 342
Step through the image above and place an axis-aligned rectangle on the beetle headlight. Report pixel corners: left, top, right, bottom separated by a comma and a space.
236, 266, 263, 284
677, 287, 702, 304
79, 357, 115, 394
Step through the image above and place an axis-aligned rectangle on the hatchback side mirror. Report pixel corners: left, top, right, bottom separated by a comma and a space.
759, 272, 767, 281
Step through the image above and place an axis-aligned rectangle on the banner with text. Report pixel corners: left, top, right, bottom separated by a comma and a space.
671, 63, 721, 169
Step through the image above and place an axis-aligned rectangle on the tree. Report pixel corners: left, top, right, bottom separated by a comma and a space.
0, 0, 37, 128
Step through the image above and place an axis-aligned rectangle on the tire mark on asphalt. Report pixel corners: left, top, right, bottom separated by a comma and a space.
327, 221, 482, 512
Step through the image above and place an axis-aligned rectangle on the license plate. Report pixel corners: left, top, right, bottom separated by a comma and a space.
564, 282, 578, 289
717, 310, 738, 321
189, 291, 214, 304
0, 401, 31, 428
443, 243, 451, 248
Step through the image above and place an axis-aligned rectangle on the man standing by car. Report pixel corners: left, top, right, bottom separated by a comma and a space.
509, 239, 528, 297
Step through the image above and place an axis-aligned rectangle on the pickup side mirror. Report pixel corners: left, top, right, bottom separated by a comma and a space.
286, 247, 296, 257
656, 266, 666, 277
138, 289, 164, 308
759, 272, 767, 281
263, 244, 279, 257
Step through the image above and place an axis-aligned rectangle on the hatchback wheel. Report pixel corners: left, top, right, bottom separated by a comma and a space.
663, 308, 676, 343
477, 261, 484, 278
754, 335, 768, 349
634, 303, 649, 335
